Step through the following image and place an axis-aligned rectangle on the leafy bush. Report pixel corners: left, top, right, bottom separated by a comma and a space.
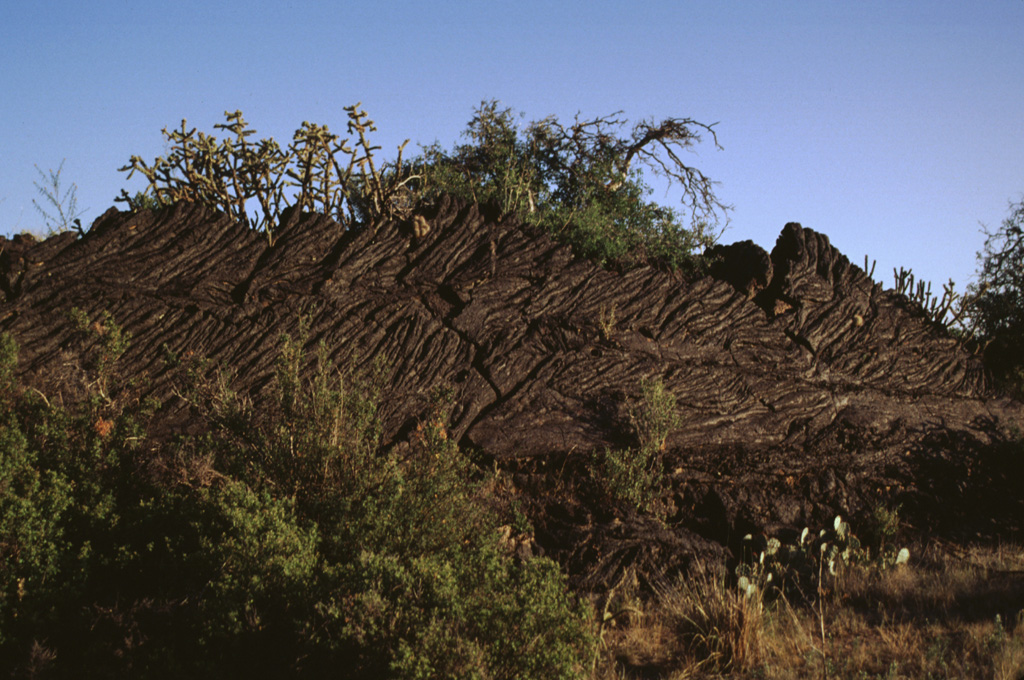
329, 543, 594, 679
190, 481, 320, 642
0, 422, 73, 647
628, 377, 681, 455
192, 334, 596, 678
0, 322, 597, 678
415, 100, 729, 273
124, 190, 170, 213
0, 321, 166, 674
968, 198, 1024, 395
597, 377, 680, 512
600, 445, 662, 513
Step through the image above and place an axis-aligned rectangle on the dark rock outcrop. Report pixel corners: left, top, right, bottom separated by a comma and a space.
706, 239, 773, 299
2, 198, 1021, 591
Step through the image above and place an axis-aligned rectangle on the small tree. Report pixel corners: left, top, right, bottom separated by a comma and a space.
416, 101, 729, 272
968, 198, 1024, 394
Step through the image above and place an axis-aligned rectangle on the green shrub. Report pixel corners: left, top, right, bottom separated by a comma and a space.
0, 423, 73, 646
0, 328, 164, 672
629, 376, 681, 455
967, 198, 1024, 395
414, 100, 727, 273
600, 445, 662, 512
193, 335, 596, 677
0, 332, 19, 410
0, 313, 597, 677
327, 544, 594, 680
124, 190, 170, 212
193, 481, 319, 635
596, 377, 680, 512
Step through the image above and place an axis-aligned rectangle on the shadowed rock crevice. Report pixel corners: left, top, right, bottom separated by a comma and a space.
1, 197, 1020, 591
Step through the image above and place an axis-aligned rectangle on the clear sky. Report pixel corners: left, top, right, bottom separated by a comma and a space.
3, 1, 1022, 292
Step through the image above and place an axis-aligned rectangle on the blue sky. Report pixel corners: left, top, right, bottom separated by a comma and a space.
3, 1, 1022, 292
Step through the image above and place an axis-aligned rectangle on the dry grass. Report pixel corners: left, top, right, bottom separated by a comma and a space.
596, 564, 792, 678
595, 542, 1024, 679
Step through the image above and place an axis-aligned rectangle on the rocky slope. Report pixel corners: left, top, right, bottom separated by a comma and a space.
2, 197, 1021, 591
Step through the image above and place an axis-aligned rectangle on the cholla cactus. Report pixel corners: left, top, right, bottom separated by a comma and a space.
893, 266, 973, 334
117, 106, 420, 244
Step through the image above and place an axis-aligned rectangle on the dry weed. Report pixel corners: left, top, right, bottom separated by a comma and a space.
596, 541, 1024, 679
597, 564, 772, 678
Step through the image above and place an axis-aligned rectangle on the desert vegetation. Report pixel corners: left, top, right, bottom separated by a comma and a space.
4, 102, 1024, 678
871, 198, 1024, 397
30, 160, 85, 235
967, 198, 1024, 395
45, 101, 1024, 395
4, 313, 1021, 677
595, 539, 1024, 679
411, 101, 728, 272
116, 101, 729, 272
0, 316, 596, 677
117, 106, 420, 239
597, 377, 681, 514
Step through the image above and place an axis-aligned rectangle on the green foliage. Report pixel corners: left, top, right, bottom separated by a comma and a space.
597, 377, 680, 512
332, 544, 593, 679
0, 332, 18, 408
862, 502, 903, 558
69, 307, 132, 401
415, 102, 538, 216
600, 446, 662, 513
415, 100, 727, 272
190, 480, 320, 646
124, 190, 170, 212
196, 334, 595, 677
0, 324, 596, 677
629, 376, 681, 455
967, 198, 1024, 395
0, 423, 73, 646
32, 159, 85, 234
0, 325, 167, 674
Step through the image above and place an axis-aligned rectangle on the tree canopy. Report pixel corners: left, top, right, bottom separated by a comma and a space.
415, 101, 730, 272
968, 198, 1024, 393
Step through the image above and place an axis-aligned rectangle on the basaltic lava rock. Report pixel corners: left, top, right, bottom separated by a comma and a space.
2, 196, 1022, 591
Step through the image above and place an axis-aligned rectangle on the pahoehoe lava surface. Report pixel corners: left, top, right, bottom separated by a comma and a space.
3, 197, 1022, 591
